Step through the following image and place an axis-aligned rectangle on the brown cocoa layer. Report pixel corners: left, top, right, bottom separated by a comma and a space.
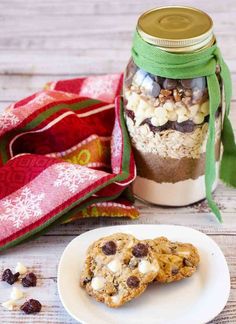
133, 139, 221, 183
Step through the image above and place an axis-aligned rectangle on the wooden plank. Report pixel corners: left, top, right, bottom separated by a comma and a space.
0, 0, 235, 323
0, 10, 236, 75
0, 0, 236, 16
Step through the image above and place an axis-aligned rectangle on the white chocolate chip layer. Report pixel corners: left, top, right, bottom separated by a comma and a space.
177, 114, 189, 123
163, 101, 174, 111
91, 277, 105, 291
1, 300, 15, 311
200, 100, 209, 116
15, 262, 27, 275
193, 112, 205, 124
126, 92, 140, 111
10, 287, 24, 301
167, 110, 177, 121
107, 259, 122, 273
151, 117, 159, 127
189, 104, 200, 118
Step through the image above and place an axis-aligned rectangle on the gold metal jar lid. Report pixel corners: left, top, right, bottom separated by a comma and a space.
137, 6, 215, 52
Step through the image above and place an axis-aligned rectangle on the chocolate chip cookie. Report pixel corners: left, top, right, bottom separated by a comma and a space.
80, 233, 159, 307
145, 237, 200, 283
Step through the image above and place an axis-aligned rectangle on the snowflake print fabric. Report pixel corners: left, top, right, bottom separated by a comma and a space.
79, 75, 121, 103
1, 188, 45, 229
0, 111, 19, 131
54, 164, 98, 193
0, 74, 137, 251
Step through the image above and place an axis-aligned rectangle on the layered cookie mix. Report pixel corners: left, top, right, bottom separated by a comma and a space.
123, 61, 222, 205
80, 233, 200, 307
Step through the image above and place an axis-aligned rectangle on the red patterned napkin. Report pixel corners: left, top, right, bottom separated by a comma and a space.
0, 74, 138, 251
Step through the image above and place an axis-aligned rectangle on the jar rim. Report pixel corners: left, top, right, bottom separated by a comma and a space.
137, 6, 215, 53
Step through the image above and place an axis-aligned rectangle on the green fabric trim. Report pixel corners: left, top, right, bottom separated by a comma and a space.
21, 99, 100, 131
132, 31, 235, 222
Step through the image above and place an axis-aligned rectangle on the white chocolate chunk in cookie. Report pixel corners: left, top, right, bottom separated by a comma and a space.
15, 262, 27, 275
107, 259, 122, 273
111, 293, 122, 305
10, 287, 24, 301
1, 300, 15, 311
138, 260, 159, 274
177, 251, 191, 257
91, 277, 105, 291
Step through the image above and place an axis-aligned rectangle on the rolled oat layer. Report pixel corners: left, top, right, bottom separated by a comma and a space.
126, 116, 221, 160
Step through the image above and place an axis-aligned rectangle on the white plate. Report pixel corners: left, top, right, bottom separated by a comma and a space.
58, 225, 230, 324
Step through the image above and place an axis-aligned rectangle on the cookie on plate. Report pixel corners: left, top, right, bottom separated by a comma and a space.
80, 233, 159, 307
146, 237, 200, 283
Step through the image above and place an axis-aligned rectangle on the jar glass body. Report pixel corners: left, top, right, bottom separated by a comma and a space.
123, 58, 222, 206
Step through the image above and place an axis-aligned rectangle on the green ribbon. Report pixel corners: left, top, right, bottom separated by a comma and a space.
132, 31, 236, 222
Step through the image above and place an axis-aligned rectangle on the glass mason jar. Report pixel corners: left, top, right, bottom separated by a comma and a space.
123, 7, 222, 206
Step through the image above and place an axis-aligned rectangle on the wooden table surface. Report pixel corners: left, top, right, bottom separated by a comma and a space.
0, 0, 236, 323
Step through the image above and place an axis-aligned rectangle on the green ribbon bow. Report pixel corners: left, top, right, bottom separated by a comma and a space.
131, 31, 236, 222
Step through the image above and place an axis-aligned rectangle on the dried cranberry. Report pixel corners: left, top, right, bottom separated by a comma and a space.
132, 243, 148, 258
127, 276, 140, 288
102, 241, 117, 255
22, 272, 37, 287
20, 299, 42, 314
125, 109, 135, 121
174, 120, 195, 133
2, 269, 20, 285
